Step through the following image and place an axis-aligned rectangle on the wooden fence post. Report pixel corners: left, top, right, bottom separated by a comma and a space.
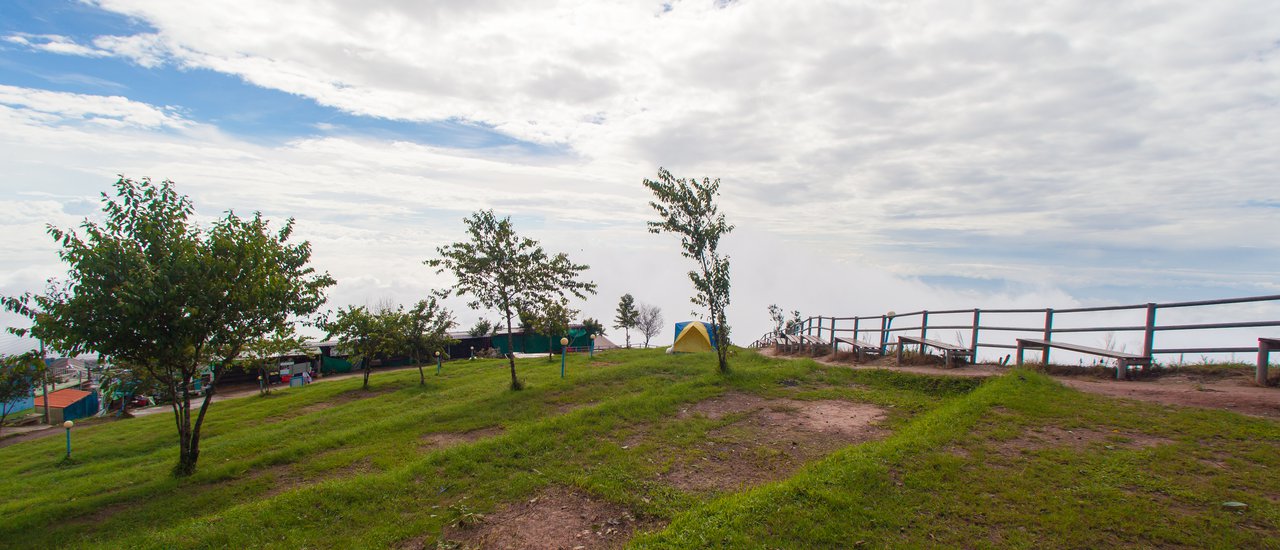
830, 316, 838, 354
920, 310, 929, 344
880, 316, 889, 356
1042, 308, 1054, 365
1142, 303, 1157, 369
970, 309, 981, 360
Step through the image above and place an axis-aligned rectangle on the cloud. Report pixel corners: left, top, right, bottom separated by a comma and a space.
3, 1, 1280, 348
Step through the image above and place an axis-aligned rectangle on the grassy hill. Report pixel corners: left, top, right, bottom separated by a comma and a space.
1, 349, 1276, 548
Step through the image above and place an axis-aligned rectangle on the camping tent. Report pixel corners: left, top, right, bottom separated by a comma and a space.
672, 321, 718, 353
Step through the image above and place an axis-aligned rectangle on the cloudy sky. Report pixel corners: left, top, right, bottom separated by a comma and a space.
1, 0, 1277, 355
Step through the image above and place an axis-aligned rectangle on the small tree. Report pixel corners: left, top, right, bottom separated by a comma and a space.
403, 297, 457, 385
530, 298, 577, 360
323, 305, 402, 390
643, 168, 734, 372
0, 352, 43, 437
583, 317, 605, 338
4, 177, 334, 476
767, 304, 785, 336
468, 319, 494, 338
239, 326, 307, 396
614, 294, 638, 348
427, 210, 597, 390
636, 303, 664, 348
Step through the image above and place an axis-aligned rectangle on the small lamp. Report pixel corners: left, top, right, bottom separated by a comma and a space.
62, 420, 74, 459
559, 337, 569, 378
589, 333, 597, 358
435, 350, 442, 375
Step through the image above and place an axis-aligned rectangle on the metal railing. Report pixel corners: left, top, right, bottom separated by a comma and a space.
752, 294, 1280, 379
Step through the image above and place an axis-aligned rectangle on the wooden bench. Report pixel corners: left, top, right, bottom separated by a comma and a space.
834, 336, 883, 361
1259, 338, 1280, 387
1015, 338, 1151, 380
897, 335, 974, 368
797, 334, 830, 355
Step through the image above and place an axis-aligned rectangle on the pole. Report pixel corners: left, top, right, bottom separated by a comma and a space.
970, 309, 981, 361
64, 421, 73, 459
436, 353, 442, 375
1042, 308, 1054, 365
560, 347, 566, 378
39, 340, 50, 425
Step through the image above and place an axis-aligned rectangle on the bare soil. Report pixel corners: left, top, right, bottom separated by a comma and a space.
990, 425, 1171, 459
761, 347, 1280, 419
662, 392, 886, 491
437, 486, 663, 550
420, 426, 504, 452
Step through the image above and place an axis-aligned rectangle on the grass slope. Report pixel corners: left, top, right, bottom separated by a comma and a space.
1, 349, 1276, 548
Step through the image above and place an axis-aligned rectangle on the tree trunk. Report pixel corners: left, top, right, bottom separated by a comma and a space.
172, 376, 197, 477
505, 314, 520, 390
362, 358, 371, 390
417, 353, 425, 385
625, 328, 630, 348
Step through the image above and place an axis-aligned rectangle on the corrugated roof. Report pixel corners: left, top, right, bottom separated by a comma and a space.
34, 388, 93, 409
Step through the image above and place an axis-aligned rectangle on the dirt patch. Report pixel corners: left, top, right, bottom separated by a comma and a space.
1057, 378, 1280, 419
663, 392, 886, 491
420, 426, 504, 452
438, 486, 663, 550
991, 425, 1171, 458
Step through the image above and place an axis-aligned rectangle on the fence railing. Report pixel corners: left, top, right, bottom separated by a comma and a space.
751, 294, 1280, 383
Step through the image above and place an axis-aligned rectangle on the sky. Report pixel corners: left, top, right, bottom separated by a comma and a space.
1, 0, 1277, 357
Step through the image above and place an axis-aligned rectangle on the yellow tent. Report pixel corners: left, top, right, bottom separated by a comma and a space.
672, 321, 714, 353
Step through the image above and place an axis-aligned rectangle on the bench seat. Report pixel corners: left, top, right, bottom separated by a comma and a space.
1015, 338, 1151, 380
898, 335, 974, 368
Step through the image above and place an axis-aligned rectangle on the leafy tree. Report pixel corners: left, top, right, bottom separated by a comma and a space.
468, 318, 494, 338
582, 317, 605, 338
323, 305, 402, 390
643, 168, 734, 372
636, 303, 664, 348
402, 297, 458, 385
4, 177, 334, 476
786, 310, 803, 334
530, 298, 577, 360
239, 326, 307, 396
0, 352, 43, 437
768, 304, 785, 336
427, 210, 597, 390
614, 294, 638, 348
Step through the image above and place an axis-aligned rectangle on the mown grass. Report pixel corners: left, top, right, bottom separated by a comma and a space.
1, 349, 1276, 548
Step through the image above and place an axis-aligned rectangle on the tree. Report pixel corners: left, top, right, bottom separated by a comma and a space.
768, 304, 785, 336
643, 168, 734, 372
239, 326, 307, 396
0, 352, 43, 437
427, 210, 597, 390
323, 305, 402, 390
402, 297, 458, 385
529, 298, 577, 360
468, 318, 494, 338
5, 177, 334, 476
614, 294, 638, 348
636, 303, 664, 348
582, 317, 605, 338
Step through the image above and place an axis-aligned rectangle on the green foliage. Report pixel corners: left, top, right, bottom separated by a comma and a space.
643, 168, 734, 371
4, 177, 333, 476
322, 305, 403, 390
614, 294, 638, 347
0, 351, 43, 436
238, 326, 308, 396
529, 298, 577, 359
426, 210, 597, 390
582, 317, 605, 338
402, 298, 458, 384
467, 318, 495, 338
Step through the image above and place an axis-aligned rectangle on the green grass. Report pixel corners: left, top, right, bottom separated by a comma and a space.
1, 349, 1276, 548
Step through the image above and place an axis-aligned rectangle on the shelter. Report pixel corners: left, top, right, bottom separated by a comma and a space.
34, 388, 99, 423
491, 324, 594, 356
672, 321, 718, 353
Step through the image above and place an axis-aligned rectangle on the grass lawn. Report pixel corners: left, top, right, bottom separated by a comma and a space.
1, 348, 1276, 548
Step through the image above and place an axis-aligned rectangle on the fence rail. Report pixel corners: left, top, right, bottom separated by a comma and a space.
750, 294, 1280, 384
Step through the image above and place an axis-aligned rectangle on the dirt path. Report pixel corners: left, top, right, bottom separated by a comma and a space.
759, 347, 1280, 419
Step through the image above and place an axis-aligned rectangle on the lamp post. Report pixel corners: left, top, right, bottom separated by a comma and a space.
883, 310, 897, 355
469, 345, 475, 360
435, 351, 442, 375
257, 375, 263, 395
63, 420, 74, 460
560, 337, 569, 378
589, 333, 596, 359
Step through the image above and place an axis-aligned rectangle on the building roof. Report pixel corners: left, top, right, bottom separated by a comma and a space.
34, 388, 93, 409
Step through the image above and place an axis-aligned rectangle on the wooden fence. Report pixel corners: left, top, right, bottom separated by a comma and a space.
751, 294, 1280, 384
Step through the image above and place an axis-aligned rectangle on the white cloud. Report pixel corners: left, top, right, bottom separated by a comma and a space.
3, 1, 1280, 348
